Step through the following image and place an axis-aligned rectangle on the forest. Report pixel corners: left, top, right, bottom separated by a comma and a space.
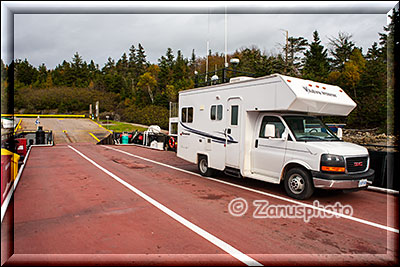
1, 9, 398, 132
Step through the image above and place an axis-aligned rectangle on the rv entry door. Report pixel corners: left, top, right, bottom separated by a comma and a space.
225, 98, 241, 168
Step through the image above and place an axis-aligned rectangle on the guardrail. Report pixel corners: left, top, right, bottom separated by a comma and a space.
1, 114, 85, 118
368, 149, 398, 191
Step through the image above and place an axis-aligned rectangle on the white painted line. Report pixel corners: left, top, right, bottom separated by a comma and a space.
103, 145, 400, 234
68, 145, 262, 266
1, 183, 13, 222
367, 186, 399, 195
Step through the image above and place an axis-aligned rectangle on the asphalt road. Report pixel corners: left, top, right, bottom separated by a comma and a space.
18, 118, 110, 144
2, 143, 398, 266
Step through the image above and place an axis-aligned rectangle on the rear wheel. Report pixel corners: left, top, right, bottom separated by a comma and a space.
198, 156, 213, 177
284, 167, 314, 200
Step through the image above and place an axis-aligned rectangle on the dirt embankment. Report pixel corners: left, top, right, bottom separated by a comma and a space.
342, 129, 398, 152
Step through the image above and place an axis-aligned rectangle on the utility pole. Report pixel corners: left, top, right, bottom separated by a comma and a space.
205, 40, 209, 83
224, 7, 228, 69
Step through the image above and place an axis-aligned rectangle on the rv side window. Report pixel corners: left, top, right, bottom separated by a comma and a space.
231, 105, 239, 126
187, 107, 193, 123
217, 105, 223, 120
210, 106, 216, 120
181, 108, 187, 122
210, 105, 223, 121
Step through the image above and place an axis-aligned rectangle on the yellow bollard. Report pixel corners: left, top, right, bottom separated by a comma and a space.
11, 153, 20, 181
1, 149, 20, 181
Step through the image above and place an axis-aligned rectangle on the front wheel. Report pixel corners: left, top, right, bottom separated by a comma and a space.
198, 156, 213, 177
284, 168, 314, 200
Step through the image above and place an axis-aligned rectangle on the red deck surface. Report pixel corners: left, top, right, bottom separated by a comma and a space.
1, 143, 398, 266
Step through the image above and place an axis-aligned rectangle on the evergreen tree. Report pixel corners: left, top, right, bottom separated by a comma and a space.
135, 43, 149, 77
302, 31, 330, 82
70, 52, 89, 87
158, 48, 175, 90
34, 63, 48, 88
328, 32, 355, 71
190, 49, 196, 67
116, 53, 129, 76
103, 57, 115, 74
15, 59, 38, 86
128, 45, 136, 69
348, 43, 387, 129
286, 36, 308, 76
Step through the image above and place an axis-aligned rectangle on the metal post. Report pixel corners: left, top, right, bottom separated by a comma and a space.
285, 30, 288, 74
95, 101, 99, 122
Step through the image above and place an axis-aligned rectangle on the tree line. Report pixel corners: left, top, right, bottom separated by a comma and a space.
1, 9, 398, 132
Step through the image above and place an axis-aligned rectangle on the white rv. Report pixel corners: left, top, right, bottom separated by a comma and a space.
177, 74, 374, 199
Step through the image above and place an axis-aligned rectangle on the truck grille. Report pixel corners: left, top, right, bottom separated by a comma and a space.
346, 156, 368, 173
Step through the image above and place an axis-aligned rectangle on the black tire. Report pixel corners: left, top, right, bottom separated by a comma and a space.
198, 156, 213, 177
284, 167, 314, 200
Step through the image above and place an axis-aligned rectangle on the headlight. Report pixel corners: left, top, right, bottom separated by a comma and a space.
321, 154, 345, 173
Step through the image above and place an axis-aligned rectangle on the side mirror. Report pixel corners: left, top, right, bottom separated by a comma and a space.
264, 124, 275, 138
337, 128, 343, 140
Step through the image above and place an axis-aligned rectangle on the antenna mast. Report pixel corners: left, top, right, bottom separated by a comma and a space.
224, 6, 228, 68
205, 11, 210, 83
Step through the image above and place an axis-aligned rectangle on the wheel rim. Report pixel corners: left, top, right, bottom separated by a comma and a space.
288, 174, 305, 194
199, 159, 208, 173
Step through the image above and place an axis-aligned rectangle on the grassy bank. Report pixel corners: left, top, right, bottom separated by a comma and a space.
99, 120, 147, 133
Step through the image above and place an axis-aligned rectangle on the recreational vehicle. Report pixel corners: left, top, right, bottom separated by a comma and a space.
176, 74, 374, 199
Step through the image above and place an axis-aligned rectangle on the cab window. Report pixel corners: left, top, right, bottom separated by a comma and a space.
259, 116, 285, 138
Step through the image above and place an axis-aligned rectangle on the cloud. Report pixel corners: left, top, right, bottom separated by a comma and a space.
14, 12, 388, 69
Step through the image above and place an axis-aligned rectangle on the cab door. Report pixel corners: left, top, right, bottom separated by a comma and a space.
251, 115, 287, 180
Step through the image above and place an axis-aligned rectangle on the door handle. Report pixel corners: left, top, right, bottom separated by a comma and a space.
224, 128, 231, 135
255, 139, 258, 148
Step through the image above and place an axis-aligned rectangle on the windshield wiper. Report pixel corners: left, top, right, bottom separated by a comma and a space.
323, 136, 341, 141
297, 135, 324, 140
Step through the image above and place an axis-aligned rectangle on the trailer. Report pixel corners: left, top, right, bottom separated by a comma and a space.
176, 74, 375, 199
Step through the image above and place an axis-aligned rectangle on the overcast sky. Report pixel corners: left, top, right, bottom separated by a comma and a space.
11, 2, 397, 69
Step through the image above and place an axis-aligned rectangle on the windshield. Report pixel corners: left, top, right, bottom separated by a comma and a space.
282, 115, 340, 142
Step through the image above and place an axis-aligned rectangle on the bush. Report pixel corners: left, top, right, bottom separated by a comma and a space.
14, 86, 119, 114
120, 104, 169, 129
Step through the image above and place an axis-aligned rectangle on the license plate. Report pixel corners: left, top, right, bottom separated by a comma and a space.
358, 179, 367, 187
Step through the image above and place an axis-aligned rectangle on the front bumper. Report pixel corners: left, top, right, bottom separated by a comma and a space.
311, 169, 375, 190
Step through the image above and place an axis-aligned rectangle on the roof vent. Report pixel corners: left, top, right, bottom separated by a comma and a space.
229, 76, 255, 83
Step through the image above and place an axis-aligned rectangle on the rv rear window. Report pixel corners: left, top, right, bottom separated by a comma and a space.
182, 107, 193, 123
181, 108, 187, 122
187, 107, 193, 123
